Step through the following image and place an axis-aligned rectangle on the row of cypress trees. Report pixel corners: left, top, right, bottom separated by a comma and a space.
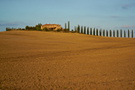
74, 25, 134, 38
65, 21, 70, 31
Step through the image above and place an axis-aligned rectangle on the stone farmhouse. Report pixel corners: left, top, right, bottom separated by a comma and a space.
41, 24, 62, 30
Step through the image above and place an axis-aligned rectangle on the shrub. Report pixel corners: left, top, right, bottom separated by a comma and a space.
64, 29, 70, 32
6, 27, 12, 31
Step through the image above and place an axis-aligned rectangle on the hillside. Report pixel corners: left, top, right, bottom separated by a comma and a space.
0, 31, 135, 90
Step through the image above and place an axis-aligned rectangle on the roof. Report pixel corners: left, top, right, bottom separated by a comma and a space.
42, 24, 61, 26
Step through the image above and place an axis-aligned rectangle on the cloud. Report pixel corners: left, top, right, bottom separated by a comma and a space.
121, 25, 135, 28
122, 3, 135, 9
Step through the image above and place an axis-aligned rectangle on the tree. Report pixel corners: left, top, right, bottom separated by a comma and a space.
25, 26, 36, 30
65, 23, 67, 29
93, 28, 95, 35
84, 26, 86, 34
110, 30, 112, 37
25, 26, 29, 30
77, 25, 80, 33
87, 27, 89, 35
96, 29, 98, 36
113, 30, 115, 37
117, 30, 119, 37
99, 29, 102, 36
103, 30, 105, 36
106, 30, 108, 37
128, 29, 130, 38
131, 30, 134, 38
81, 26, 83, 33
90, 28, 92, 35
6, 27, 11, 31
120, 29, 122, 37
68, 21, 70, 31
35, 23, 42, 31
124, 30, 126, 38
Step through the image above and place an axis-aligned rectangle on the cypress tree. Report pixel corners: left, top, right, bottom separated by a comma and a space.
84, 26, 86, 34
65, 23, 67, 29
102, 30, 104, 36
68, 21, 70, 31
110, 30, 112, 37
93, 28, 95, 35
81, 26, 83, 33
131, 30, 134, 38
117, 30, 119, 37
128, 29, 130, 38
103, 30, 105, 36
113, 30, 115, 37
87, 27, 89, 35
124, 30, 126, 38
90, 28, 92, 35
106, 30, 108, 37
96, 29, 98, 36
76, 25, 79, 33
77, 25, 80, 33
120, 29, 122, 37
99, 29, 102, 36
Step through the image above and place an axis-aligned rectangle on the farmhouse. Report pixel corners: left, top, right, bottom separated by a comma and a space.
41, 24, 62, 30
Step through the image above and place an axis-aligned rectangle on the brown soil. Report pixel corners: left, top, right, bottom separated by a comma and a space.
0, 31, 135, 90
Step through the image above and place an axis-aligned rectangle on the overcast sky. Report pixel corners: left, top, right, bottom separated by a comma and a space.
0, 0, 135, 31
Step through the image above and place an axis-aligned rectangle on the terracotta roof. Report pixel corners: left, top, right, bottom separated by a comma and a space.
42, 24, 61, 26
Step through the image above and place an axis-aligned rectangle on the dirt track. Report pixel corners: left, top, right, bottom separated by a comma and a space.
0, 31, 135, 90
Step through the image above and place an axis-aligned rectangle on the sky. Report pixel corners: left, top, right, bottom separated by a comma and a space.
0, 0, 135, 32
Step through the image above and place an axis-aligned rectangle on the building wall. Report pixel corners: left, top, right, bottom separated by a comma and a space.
41, 24, 62, 30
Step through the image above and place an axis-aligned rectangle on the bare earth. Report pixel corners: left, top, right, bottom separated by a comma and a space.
0, 31, 135, 90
